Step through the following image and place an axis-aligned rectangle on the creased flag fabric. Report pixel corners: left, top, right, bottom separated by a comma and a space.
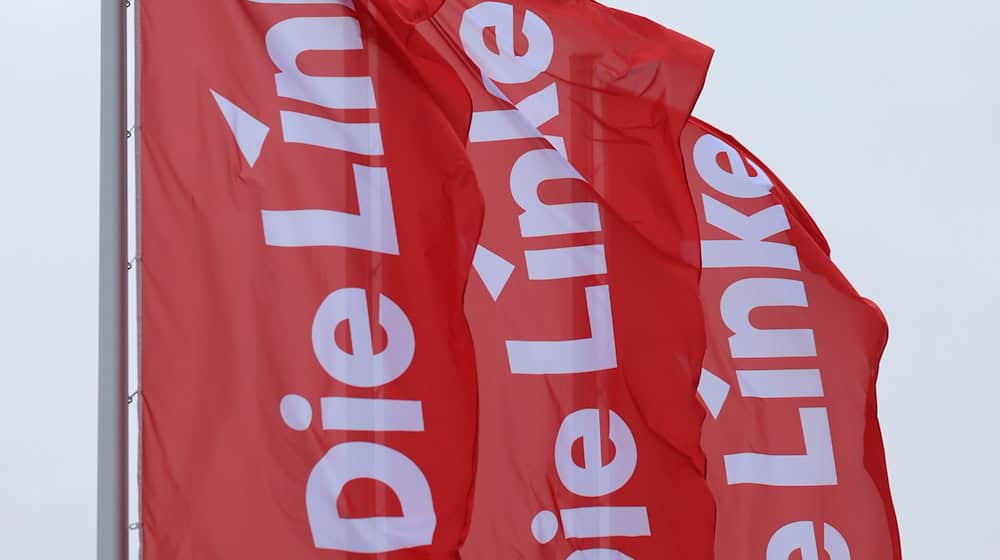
140, 1, 483, 558
684, 117, 902, 560
138, 0, 902, 558
413, 2, 718, 558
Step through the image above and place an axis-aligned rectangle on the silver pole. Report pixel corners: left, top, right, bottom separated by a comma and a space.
97, 0, 128, 557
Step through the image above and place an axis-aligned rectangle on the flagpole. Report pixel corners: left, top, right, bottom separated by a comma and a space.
97, 0, 128, 556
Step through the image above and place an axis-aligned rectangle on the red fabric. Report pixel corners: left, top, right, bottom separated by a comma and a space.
141, 1, 901, 558
415, 2, 718, 558
683, 117, 901, 559
140, 1, 482, 558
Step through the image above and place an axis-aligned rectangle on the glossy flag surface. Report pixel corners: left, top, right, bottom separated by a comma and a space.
140, 1, 484, 558
684, 117, 902, 560
416, 2, 718, 558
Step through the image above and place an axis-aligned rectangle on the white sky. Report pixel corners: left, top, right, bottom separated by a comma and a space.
1, 1, 997, 558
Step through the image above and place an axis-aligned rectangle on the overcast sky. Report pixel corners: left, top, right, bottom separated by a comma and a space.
1, 1, 997, 558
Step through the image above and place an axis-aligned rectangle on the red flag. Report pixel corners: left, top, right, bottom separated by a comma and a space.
415, 2, 717, 557
683, 117, 902, 559
140, 1, 483, 557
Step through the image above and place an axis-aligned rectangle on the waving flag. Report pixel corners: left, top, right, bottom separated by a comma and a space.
684, 117, 901, 559
414, 2, 718, 558
140, 1, 483, 557
138, 0, 901, 558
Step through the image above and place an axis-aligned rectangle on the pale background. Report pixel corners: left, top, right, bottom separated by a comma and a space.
1, 1, 996, 558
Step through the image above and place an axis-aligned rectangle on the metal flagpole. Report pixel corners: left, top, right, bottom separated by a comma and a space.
97, 0, 128, 557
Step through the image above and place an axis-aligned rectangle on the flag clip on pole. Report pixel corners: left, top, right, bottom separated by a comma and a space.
97, 0, 128, 557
